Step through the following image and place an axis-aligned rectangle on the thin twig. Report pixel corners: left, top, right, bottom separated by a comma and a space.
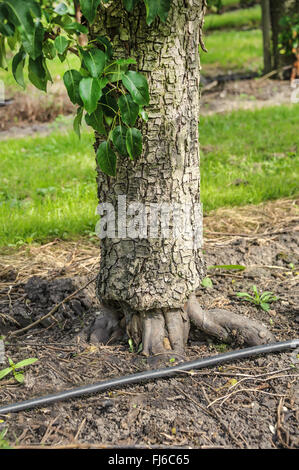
7, 276, 97, 338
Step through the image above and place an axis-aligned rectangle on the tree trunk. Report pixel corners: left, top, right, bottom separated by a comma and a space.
270, 0, 299, 77
261, 0, 272, 74
88, 0, 275, 356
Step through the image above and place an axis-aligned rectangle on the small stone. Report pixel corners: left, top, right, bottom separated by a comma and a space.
259, 331, 266, 338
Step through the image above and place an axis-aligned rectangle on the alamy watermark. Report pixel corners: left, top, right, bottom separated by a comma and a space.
291, 79, 299, 104
95, 195, 203, 248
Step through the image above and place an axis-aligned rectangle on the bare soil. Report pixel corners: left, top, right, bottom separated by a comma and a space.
200, 77, 296, 115
0, 199, 298, 449
0, 83, 74, 135
0, 77, 296, 141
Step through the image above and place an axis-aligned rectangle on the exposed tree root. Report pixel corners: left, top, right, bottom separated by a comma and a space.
185, 294, 275, 346
88, 293, 275, 356
88, 305, 123, 345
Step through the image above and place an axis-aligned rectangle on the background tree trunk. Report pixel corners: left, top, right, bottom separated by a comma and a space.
269, 0, 299, 77
261, 0, 272, 74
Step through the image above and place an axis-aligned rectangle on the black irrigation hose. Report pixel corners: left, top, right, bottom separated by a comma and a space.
0, 339, 298, 415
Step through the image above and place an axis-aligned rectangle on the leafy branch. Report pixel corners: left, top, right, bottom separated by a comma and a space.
0, 0, 172, 175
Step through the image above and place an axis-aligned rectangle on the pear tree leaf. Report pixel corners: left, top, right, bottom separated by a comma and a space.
79, 76, 105, 114
82, 48, 106, 78
144, 0, 171, 25
122, 70, 149, 106
126, 127, 142, 160
63, 69, 83, 105
54, 36, 69, 55
118, 94, 139, 126
73, 106, 83, 138
112, 125, 128, 156
97, 141, 117, 176
54, 3, 68, 15
85, 104, 106, 134
12, 47, 26, 88
79, 0, 101, 24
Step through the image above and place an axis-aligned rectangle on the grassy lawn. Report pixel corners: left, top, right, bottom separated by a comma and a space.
205, 5, 261, 31
200, 29, 263, 74
0, 129, 98, 247
0, 105, 298, 247
200, 104, 299, 212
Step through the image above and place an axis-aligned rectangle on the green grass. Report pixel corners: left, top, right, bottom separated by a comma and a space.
0, 129, 98, 247
222, 0, 241, 6
200, 29, 263, 73
200, 104, 299, 212
205, 5, 261, 31
0, 105, 298, 247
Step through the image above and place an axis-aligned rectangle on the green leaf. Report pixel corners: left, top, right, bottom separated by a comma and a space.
58, 50, 68, 63
64, 22, 88, 34
0, 4, 15, 36
144, 0, 171, 25
97, 141, 117, 176
201, 277, 213, 288
122, 71, 149, 106
28, 56, 47, 91
14, 358, 38, 368
54, 36, 69, 55
252, 285, 259, 296
105, 58, 136, 83
0, 36, 8, 70
126, 127, 142, 160
139, 107, 148, 122
73, 107, 83, 138
85, 105, 106, 134
79, 76, 104, 114
4, 0, 43, 60
118, 94, 139, 126
21, 20, 44, 60
79, 0, 101, 24
112, 125, 128, 156
260, 302, 270, 312
7, 28, 18, 50
12, 48, 26, 88
0, 367, 12, 380
99, 88, 118, 117
96, 36, 113, 59
63, 69, 83, 105
128, 338, 134, 353
236, 292, 255, 304
123, 0, 139, 12
14, 371, 24, 383
43, 40, 56, 60
82, 48, 106, 78
208, 264, 246, 271
8, 357, 14, 367
54, 3, 68, 15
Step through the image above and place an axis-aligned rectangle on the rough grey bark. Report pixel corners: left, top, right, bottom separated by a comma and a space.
88, 1, 275, 355
269, 0, 299, 76
92, 0, 205, 313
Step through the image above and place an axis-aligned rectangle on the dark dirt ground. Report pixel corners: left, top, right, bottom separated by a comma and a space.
0, 199, 298, 449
